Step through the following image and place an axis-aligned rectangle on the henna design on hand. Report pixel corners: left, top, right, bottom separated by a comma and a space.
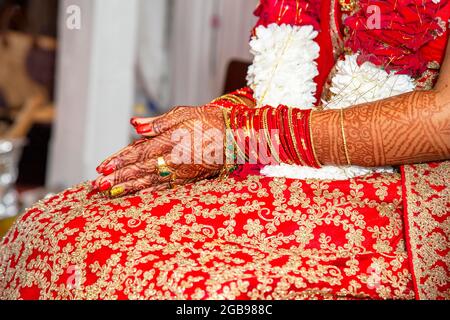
313, 91, 450, 167
95, 105, 226, 197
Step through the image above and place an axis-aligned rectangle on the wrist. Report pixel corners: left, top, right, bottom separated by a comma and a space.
226, 104, 321, 168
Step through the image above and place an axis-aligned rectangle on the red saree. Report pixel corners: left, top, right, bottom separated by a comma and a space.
1, 0, 449, 300
0, 162, 448, 300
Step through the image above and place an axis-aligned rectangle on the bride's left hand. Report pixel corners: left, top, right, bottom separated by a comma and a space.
93, 105, 226, 197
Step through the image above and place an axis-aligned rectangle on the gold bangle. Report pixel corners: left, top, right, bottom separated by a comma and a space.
211, 94, 227, 103
231, 95, 248, 106
220, 108, 237, 178
223, 107, 248, 162
262, 108, 281, 163
216, 103, 244, 173
248, 111, 258, 161
288, 108, 306, 166
213, 94, 247, 106
224, 94, 247, 106
223, 96, 241, 105
309, 110, 322, 167
339, 108, 351, 166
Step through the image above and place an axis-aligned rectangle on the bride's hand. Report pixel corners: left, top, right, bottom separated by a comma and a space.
93, 105, 226, 197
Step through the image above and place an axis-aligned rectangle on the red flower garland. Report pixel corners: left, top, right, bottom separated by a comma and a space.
345, 0, 449, 77
253, 0, 321, 32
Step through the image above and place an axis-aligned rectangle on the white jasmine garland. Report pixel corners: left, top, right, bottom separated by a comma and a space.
263, 54, 415, 180
325, 54, 416, 110
247, 23, 320, 109
247, 27, 414, 180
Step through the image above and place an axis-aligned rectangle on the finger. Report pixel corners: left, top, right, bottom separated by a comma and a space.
130, 116, 160, 127
139, 183, 172, 195
96, 138, 148, 174
130, 106, 189, 128
133, 107, 193, 137
108, 174, 174, 198
96, 131, 173, 175
96, 153, 179, 188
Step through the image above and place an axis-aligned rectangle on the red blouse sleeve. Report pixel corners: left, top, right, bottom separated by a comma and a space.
252, 0, 321, 35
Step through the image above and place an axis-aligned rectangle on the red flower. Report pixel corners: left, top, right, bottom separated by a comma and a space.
345, 0, 448, 77
253, 0, 321, 32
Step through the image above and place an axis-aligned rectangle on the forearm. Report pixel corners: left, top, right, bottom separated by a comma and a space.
312, 90, 450, 167
224, 90, 450, 168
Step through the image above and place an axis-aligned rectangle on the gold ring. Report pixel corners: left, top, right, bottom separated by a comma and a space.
157, 157, 172, 178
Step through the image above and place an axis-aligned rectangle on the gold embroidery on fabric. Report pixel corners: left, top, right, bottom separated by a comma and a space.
403, 162, 450, 300
0, 173, 414, 300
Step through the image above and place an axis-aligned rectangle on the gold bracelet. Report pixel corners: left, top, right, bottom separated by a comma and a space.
262, 108, 281, 163
230, 94, 248, 106
212, 94, 247, 106
248, 111, 258, 161
230, 108, 249, 163
220, 108, 237, 178
211, 94, 228, 103
223, 96, 242, 105
288, 108, 306, 166
244, 111, 251, 137
339, 108, 351, 166
309, 109, 322, 167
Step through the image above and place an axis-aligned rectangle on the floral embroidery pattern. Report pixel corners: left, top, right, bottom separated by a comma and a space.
403, 162, 450, 300
1, 173, 414, 300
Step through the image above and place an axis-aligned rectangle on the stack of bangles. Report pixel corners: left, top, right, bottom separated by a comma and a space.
211, 97, 322, 170
108, 156, 177, 197
229, 104, 321, 168
211, 87, 255, 106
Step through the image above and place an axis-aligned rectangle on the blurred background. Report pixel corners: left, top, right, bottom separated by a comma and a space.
0, 0, 257, 236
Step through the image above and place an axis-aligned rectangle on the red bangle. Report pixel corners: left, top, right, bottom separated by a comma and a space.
230, 105, 248, 163
294, 109, 320, 168
253, 107, 270, 165
268, 107, 291, 164
234, 87, 255, 101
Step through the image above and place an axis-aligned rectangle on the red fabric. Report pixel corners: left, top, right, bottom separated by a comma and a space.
401, 162, 450, 300
313, 0, 338, 101
253, 0, 321, 33
0, 172, 415, 300
345, 0, 450, 77
401, 166, 420, 299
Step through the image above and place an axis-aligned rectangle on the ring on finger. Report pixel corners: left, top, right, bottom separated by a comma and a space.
169, 172, 178, 190
157, 156, 173, 178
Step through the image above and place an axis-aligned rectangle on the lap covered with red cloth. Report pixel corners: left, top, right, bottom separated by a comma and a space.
0, 172, 417, 300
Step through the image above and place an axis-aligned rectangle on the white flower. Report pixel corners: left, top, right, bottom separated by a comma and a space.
247, 23, 320, 109
325, 54, 415, 110
247, 28, 414, 180
261, 54, 415, 181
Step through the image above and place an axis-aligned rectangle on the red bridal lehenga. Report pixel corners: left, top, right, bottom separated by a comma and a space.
1, 0, 449, 300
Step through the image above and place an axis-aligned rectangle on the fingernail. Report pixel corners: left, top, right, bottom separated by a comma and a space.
110, 186, 125, 197
136, 124, 152, 134
130, 117, 138, 127
102, 164, 116, 176
99, 181, 112, 192
96, 165, 103, 174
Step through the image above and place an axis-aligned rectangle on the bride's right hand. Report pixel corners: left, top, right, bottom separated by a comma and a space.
93, 105, 226, 197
